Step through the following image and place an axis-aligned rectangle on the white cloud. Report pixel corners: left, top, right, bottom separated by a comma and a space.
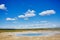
0, 4, 7, 10
18, 9, 36, 20
6, 18, 16, 21
14, 21, 57, 29
18, 15, 25, 18
1, 20, 58, 29
24, 9, 36, 17
39, 10, 56, 16
19, 23, 57, 28
21, 21, 57, 28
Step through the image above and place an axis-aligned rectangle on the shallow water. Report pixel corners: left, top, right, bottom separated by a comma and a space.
16, 33, 47, 36
15, 31, 60, 36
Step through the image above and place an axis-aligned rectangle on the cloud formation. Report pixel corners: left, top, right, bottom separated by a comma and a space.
24, 10, 35, 17
18, 9, 36, 20
0, 4, 7, 10
6, 18, 16, 21
18, 15, 25, 18
39, 10, 56, 16
21, 21, 57, 28
8, 21, 57, 29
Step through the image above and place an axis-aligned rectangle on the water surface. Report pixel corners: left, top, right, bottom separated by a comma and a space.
15, 31, 60, 36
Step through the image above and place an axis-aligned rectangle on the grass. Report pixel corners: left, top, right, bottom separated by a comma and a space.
0, 28, 60, 32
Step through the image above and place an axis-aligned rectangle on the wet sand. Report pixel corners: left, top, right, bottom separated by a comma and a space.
0, 31, 60, 40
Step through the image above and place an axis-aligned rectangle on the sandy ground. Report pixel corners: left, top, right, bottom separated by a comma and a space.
0, 31, 60, 40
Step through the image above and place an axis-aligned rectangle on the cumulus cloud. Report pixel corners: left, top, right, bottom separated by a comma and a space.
18, 9, 36, 20
0, 4, 7, 10
39, 10, 56, 16
24, 10, 35, 17
18, 15, 25, 18
6, 18, 16, 21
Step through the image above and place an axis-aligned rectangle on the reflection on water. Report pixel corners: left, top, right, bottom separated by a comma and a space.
0, 31, 60, 40
16, 33, 43, 36
15, 31, 60, 36
0, 31, 60, 36
16, 33, 49, 36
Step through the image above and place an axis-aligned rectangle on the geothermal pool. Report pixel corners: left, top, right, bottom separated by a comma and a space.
15, 31, 60, 36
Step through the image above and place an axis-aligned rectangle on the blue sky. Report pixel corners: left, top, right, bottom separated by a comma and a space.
0, 0, 60, 29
